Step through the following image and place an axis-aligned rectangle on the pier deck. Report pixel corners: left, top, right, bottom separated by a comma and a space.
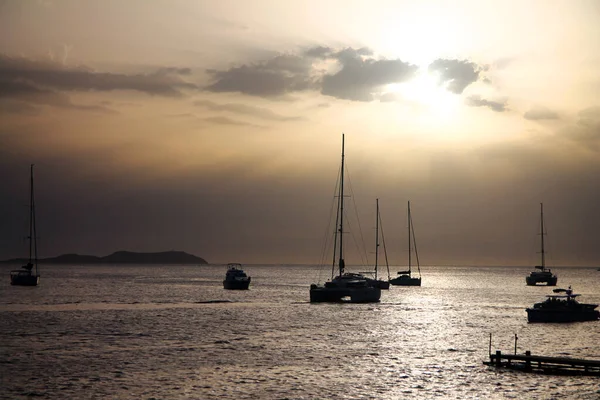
484, 350, 600, 376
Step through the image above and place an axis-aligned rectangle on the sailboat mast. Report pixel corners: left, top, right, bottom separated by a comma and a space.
407, 201, 411, 273
540, 202, 545, 268
338, 134, 345, 277
375, 198, 379, 280
31, 164, 38, 274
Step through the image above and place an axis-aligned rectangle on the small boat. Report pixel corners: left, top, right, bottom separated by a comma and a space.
389, 201, 421, 286
10, 164, 40, 286
526, 286, 599, 323
223, 263, 251, 290
525, 203, 557, 286
309, 134, 381, 303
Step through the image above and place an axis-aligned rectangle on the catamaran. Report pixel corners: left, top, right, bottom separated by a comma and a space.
525, 203, 557, 286
309, 134, 381, 303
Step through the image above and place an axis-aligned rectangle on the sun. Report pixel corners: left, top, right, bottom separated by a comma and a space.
384, 71, 459, 117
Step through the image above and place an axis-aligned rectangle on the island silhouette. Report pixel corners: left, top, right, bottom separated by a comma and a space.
2, 250, 208, 265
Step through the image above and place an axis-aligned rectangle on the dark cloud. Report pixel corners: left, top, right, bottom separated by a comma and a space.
429, 58, 483, 94
194, 99, 302, 121
205, 54, 314, 97
205, 46, 417, 102
304, 46, 333, 58
465, 95, 507, 112
0, 54, 197, 97
0, 79, 115, 113
524, 106, 559, 121
320, 48, 417, 101
0, 100, 40, 116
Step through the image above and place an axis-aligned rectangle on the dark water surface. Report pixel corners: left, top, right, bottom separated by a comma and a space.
1, 264, 599, 399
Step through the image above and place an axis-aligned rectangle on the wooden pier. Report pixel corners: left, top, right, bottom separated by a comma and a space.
483, 334, 600, 376
484, 350, 600, 376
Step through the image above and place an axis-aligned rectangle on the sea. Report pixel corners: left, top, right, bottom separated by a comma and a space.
1, 264, 599, 399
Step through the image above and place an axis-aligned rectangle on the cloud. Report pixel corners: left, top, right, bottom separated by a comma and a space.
204, 46, 418, 102
524, 106, 559, 121
0, 79, 115, 113
202, 116, 264, 128
577, 106, 600, 127
0, 100, 40, 116
319, 48, 418, 101
559, 106, 600, 151
0, 53, 197, 97
465, 95, 508, 112
205, 54, 315, 97
429, 58, 483, 94
194, 99, 302, 121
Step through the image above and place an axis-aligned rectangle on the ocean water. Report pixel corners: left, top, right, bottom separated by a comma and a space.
1, 264, 599, 399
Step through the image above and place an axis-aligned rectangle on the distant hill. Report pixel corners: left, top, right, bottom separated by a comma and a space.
1, 250, 208, 265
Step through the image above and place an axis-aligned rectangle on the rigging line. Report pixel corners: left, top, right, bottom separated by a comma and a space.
410, 209, 422, 276
540, 208, 554, 266
344, 160, 370, 266
315, 166, 341, 283
331, 159, 343, 279
378, 209, 391, 280
343, 208, 369, 268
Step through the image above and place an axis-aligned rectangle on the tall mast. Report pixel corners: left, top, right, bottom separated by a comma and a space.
407, 201, 411, 273
30, 164, 38, 274
539, 202, 545, 269
375, 198, 379, 280
338, 134, 345, 276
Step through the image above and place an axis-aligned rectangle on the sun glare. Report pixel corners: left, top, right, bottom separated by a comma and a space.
385, 71, 459, 118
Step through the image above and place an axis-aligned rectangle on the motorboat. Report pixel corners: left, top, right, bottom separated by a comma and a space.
526, 286, 599, 323
223, 263, 251, 290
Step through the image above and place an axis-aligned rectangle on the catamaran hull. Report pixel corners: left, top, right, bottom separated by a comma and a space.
10, 274, 39, 286
389, 275, 421, 286
375, 280, 390, 290
309, 285, 381, 303
527, 309, 599, 323
526, 276, 557, 286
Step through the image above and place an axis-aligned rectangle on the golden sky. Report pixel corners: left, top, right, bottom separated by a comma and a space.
1, 0, 599, 265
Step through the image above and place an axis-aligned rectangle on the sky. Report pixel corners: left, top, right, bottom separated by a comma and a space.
1, 0, 599, 266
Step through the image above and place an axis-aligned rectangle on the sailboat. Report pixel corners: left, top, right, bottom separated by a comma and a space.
525, 203, 557, 286
10, 164, 41, 286
309, 134, 381, 303
368, 199, 390, 289
389, 201, 422, 286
